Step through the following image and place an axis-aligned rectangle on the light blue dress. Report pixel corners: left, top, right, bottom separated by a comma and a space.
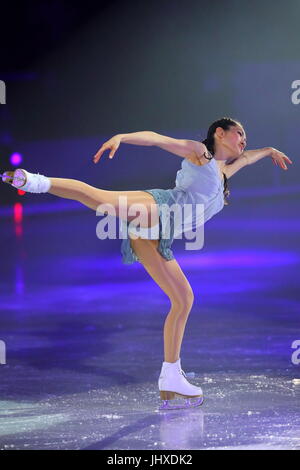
120, 157, 225, 264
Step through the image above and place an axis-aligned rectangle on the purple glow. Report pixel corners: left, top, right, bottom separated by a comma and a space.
10, 152, 23, 166
179, 250, 300, 268
15, 264, 24, 295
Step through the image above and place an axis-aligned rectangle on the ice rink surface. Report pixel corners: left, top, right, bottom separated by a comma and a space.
0, 195, 299, 450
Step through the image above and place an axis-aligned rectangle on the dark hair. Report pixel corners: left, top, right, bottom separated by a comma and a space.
201, 116, 243, 157
200, 117, 243, 205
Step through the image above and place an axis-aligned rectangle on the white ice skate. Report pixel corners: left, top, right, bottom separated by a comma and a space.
1, 169, 51, 193
158, 358, 204, 410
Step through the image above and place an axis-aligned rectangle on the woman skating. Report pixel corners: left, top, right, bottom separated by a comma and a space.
1, 117, 292, 410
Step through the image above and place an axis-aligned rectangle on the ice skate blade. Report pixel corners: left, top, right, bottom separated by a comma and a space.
1, 169, 27, 188
159, 396, 204, 411
1, 171, 14, 184
160, 390, 202, 400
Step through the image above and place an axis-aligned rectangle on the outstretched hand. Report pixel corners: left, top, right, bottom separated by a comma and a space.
242, 147, 293, 170
93, 135, 121, 163
269, 147, 293, 170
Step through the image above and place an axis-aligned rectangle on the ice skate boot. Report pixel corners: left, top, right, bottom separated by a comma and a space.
158, 358, 204, 410
1, 169, 51, 193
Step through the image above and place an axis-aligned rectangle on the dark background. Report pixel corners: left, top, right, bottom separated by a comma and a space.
0, 0, 299, 201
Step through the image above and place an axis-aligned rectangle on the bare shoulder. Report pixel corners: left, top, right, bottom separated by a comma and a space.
223, 155, 248, 178
178, 139, 212, 166
155, 135, 209, 165
187, 140, 213, 166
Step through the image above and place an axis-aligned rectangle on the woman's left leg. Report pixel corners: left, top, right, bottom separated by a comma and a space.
129, 237, 194, 362
129, 236, 204, 407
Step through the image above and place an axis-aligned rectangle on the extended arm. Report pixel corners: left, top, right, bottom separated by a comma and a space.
93, 131, 209, 165
224, 147, 292, 178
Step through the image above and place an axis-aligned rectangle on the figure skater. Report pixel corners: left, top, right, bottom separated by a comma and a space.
1, 117, 292, 410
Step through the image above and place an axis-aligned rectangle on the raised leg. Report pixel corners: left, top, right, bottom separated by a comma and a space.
2, 169, 160, 226
48, 178, 159, 224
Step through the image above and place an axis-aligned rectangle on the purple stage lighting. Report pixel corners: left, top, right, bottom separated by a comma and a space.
10, 152, 23, 166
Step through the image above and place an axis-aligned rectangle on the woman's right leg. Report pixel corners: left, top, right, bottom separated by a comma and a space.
48, 178, 159, 225
2, 170, 159, 226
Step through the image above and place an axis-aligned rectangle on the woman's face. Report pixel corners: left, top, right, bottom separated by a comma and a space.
216, 124, 247, 158
228, 124, 247, 156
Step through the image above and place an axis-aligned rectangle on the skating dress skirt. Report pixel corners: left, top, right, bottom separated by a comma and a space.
120, 157, 225, 264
